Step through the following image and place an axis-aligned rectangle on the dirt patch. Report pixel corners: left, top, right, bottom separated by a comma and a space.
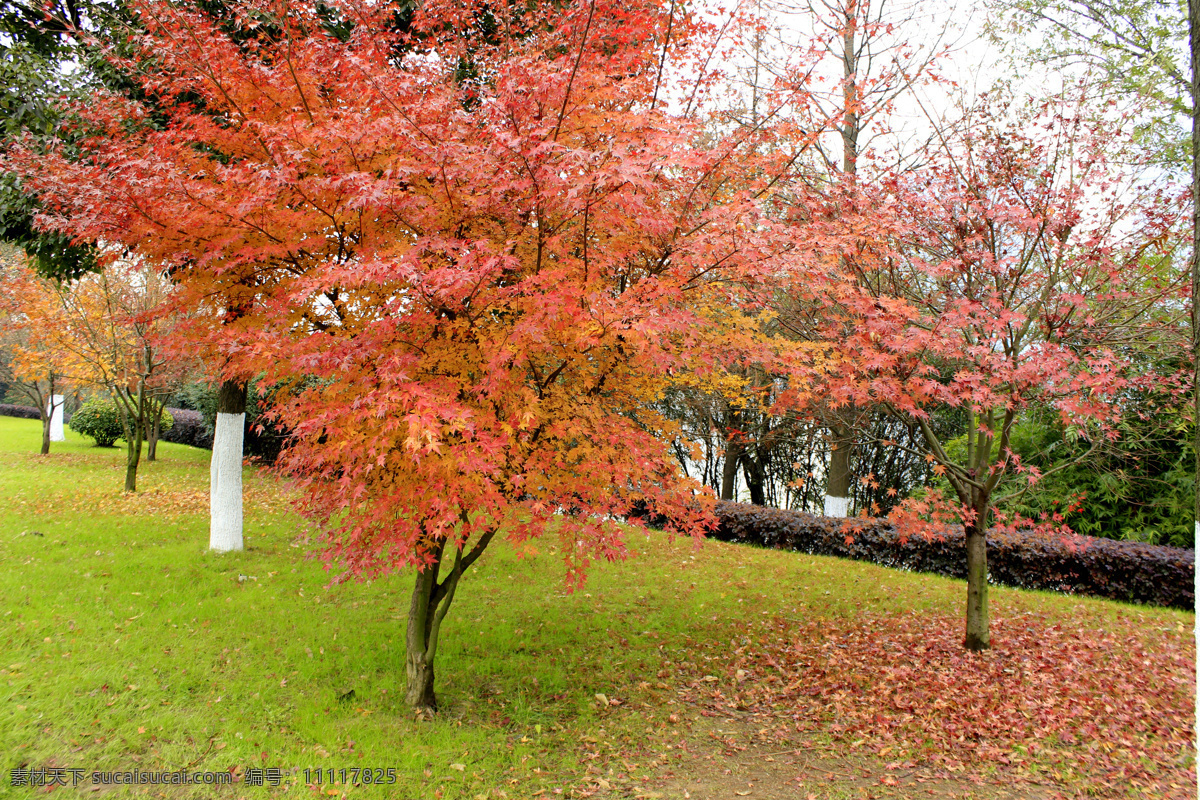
649, 717, 1064, 800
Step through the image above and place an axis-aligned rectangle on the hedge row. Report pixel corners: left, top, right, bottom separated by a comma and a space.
716, 502, 1193, 610
0, 404, 42, 420
157, 409, 213, 449
636, 501, 1194, 610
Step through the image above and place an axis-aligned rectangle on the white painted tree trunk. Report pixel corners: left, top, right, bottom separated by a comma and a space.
48, 395, 65, 442
823, 494, 849, 518
209, 411, 245, 552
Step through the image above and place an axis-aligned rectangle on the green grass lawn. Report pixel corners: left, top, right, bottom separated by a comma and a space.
0, 416, 1194, 799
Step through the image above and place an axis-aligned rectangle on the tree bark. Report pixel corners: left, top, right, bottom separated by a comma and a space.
146, 399, 165, 461
963, 511, 990, 651
40, 406, 51, 455
720, 436, 744, 501
210, 379, 247, 552
823, 426, 852, 517
404, 526, 495, 712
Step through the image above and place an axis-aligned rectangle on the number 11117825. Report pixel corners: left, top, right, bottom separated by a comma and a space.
303, 768, 397, 785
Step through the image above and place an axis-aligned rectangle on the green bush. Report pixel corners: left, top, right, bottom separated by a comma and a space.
69, 396, 124, 447
152, 407, 175, 434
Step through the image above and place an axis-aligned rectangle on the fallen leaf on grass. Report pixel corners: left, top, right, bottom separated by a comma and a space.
680, 610, 1195, 796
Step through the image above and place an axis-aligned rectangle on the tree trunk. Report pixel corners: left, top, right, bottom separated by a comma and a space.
122, 385, 146, 493
146, 400, 164, 461
963, 517, 990, 651
405, 558, 443, 711
743, 451, 767, 506
823, 426, 852, 517
125, 423, 143, 492
402, 526, 494, 712
720, 437, 743, 502
210, 380, 247, 552
827, 1, 860, 519
39, 379, 60, 455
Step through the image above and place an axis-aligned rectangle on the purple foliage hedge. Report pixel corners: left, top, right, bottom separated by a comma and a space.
157, 408, 213, 449
708, 501, 1194, 610
631, 500, 1194, 610
0, 403, 41, 420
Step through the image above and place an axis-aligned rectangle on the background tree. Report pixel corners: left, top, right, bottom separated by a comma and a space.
786, 92, 1190, 649
8, 257, 176, 490
0, 249, 72, 453
989, 0, 1191, 167
929, 395, 1193, 546
0, 0, 130, 279
774, 0, 956, 516
668, 0, 954, 513
989, 0, 1198, 567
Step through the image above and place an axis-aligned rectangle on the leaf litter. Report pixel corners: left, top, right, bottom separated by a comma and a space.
673, 609, 1195, 798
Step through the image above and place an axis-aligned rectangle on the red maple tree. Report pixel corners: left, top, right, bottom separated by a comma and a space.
784, 92, 1190, 649
12, 0, 817, 707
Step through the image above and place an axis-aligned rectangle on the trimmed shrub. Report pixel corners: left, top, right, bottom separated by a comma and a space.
0, 403, 42, 420
648, 501, 1193, 610
69, 397, 124, 447
158, 408, 213, 449
170, 380, 282, 460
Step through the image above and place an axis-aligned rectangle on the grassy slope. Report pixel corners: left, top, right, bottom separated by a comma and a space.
0, 417, 1193, 799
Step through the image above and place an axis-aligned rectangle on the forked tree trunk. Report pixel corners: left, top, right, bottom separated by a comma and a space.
210, 380, 247, 552
119, 385, 146, 492
405, 558, 443, 711
404, 526, 496, 712
823, 427, 852, 517
147, 400, 165, 461
963, 511, 990, 651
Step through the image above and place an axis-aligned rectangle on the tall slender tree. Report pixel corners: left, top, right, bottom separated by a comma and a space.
773, 0, 954, 516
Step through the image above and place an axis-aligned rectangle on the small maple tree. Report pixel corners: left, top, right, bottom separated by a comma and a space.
0, 253, 71, 454
786, 92, 1190, 650
11, 0, 810, 708
6, 256, 177, 489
